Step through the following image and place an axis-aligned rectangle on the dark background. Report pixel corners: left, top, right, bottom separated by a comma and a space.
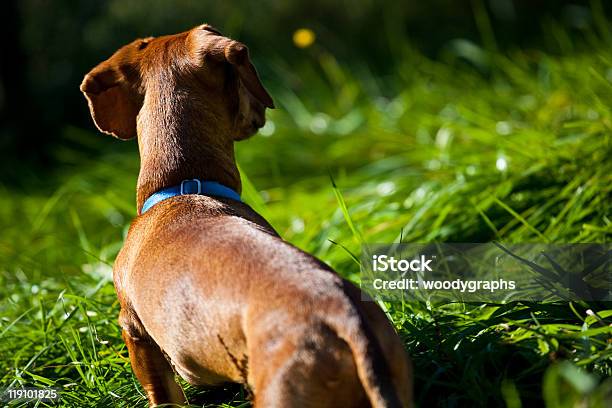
1, 0, 609, 186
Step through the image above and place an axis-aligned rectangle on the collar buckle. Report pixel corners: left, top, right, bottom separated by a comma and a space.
180, 179, 202, 195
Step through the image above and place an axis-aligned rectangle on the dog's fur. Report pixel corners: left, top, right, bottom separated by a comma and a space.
80, 24, 413, 408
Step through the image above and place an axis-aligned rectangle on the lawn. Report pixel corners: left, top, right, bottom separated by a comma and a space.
1, 27, 611, 407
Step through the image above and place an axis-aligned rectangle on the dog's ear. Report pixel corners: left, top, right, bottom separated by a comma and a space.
191, 26, 273, 108
80, 59, 142, 140
224, 42, 274, 109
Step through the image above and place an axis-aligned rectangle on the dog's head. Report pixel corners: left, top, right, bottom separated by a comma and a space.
80, 24, 274, 141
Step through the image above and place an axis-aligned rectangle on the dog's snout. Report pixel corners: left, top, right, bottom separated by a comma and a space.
249, 102, 266, 129
252, 118, 264, 129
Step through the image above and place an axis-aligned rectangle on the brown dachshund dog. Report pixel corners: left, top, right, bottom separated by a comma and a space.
80, 24, 412, 408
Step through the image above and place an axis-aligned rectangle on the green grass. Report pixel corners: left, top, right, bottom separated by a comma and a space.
1, 30, 612, 408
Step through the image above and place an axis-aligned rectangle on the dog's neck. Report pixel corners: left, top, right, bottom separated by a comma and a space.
135, 85, 241, 211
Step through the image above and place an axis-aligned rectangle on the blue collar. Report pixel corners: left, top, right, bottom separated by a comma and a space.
140, 179, 241, 214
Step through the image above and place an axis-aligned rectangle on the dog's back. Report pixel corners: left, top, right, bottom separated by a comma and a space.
115, 195, 412, 407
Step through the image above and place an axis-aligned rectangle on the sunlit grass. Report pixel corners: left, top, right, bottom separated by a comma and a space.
1, 30, 611, 408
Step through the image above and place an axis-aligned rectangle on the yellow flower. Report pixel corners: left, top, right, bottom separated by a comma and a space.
293, 28, 315, 48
